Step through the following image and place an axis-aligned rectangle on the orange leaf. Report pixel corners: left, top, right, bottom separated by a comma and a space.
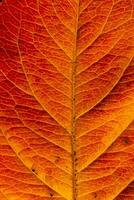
0, 0, 134, 199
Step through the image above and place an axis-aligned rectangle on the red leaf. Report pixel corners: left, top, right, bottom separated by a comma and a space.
0, 0, 134, 199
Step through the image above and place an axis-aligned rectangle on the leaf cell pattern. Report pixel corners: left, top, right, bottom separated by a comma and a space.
0, 0, 134, 200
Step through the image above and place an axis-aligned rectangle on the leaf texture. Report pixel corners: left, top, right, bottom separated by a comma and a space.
0, 0, 134, 200
115, 181, 134, 200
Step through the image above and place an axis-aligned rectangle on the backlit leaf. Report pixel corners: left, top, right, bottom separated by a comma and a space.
0, 0, 134, 199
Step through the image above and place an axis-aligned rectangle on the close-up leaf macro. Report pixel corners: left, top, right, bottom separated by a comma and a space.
0, 0, 134, 199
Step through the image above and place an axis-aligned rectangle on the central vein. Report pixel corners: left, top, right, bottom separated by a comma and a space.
71, 1, 80, 200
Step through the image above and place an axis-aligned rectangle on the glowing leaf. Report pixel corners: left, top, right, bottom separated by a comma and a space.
0, 0, 134, 199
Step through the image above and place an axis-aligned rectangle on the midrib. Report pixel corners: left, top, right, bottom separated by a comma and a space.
71, 1, 80, 200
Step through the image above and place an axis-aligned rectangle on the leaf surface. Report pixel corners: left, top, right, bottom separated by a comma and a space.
0, 0, 134, 199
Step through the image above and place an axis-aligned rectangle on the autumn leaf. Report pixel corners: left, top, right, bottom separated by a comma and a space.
0, 0, 134, 199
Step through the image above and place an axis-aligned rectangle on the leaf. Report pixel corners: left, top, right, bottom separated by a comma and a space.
115, 181, 134, 200
0, 0, 134, 199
